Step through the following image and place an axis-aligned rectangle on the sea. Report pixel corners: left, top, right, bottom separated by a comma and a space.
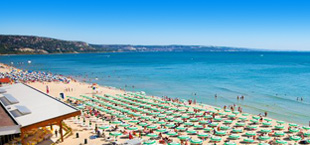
0, 52, 309, 125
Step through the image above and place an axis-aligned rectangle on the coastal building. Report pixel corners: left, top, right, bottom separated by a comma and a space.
0, 83, 81, 145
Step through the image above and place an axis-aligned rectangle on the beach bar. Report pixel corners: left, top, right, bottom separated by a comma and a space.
0, 83, 81, 145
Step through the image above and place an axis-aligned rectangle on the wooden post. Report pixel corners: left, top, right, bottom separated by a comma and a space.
20, 128, 25, 145
59, 121, 64, 142
50, 124, 53, 130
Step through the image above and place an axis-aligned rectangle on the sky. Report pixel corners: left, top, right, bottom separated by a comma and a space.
0, 0, 310, 51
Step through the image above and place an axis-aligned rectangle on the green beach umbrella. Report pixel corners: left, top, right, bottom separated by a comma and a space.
77, 105, 85, 109
166, 116, 174, 120
181, 115, 190, 119
289, 123, 298, 127
274, 131, 285, 136
195, 112, 203, 116
262, 122, 271, 126
127, 126, 139, 131
184, 122, 194, 126
186, 129, 197, 134
112, 121, 122, 124
232, 128, 243, 133
232, 111, 240, 114
190, 139, 203, 144
304, 132, 310, 137
214, 117, 222, 121
204, 115, 212, 119
109, 132, 123, 137
166, 123, 176, 128
209, 122, 219, 127
235, 122, 246, 127
174, 119, 184, 123
197, 133, 209, 137
220, 126, 230, 130
193, 124, 203, 128
138, 122, 148, 127
129, 120, 140, 123
229, 134, 240, 139
245, 131, 256, 136
158, 114, 166, 118
258, 143, 270, 145
199, 120, 209, 124
224, 120, 233, 124
99, 125, 110, 130
141, 116, 150, 119
156, 128, 167, 133
147, 125, 158, 129
303, 126, 310, 130
143, 140, 156, 145
289, 128, 300, 133
259, 136, 271, 141
203, 127, 213, 132
177, 135, 190, 140
239, 117, 247, 121
228, 114, 236, 118
146, 133, 158, 138
250, 119, 259, 123
264, 118, 272, 122
260, 129, 271, 133
224, 109, 231, 112
157, 121, 166, 125
167, 132, 178, 136
242, 113, 249, 116
224, 142, 237, 145
275, 140, 288, 144
168, 142, 181, 145
219, 112, 227, 116
176, 126, 186, 130
149, 118, 158, 122
210, 136, 221, 142
214, 107, 221, 111
276, 121, 285, 124
243, 138, 254, 143
120, 123, 130, 127
215, 131, 227, 136
186, 111, 195, 114
252, 116, 260, 119
189, 118, 198, 122
247, 125, 258, 129
290, 136, 301, 141
275, 125, 285, 129
123, 117, 132, 120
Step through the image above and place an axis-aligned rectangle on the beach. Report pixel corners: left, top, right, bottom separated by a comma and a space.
1, 63, 310, 145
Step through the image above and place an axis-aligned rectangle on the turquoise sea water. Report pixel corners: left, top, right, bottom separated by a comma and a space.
1, 52, 310, 125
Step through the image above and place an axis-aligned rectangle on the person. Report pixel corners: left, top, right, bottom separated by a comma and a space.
215, 94, 217, 98
46, 85, 49, 94
55, 129, 58, 137
241, 96, 244, 100
237, 96, 239, 100
301, 97, 303, 101
264, 112, 268, 117
297, 97, 299, 101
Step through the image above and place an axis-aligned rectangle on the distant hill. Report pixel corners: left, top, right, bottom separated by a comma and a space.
0, 35, 253, 54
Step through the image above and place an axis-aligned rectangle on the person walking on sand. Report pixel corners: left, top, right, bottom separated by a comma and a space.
46, 85, 49, 94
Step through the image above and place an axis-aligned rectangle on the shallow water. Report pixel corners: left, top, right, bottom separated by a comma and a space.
1, 52, 310, 125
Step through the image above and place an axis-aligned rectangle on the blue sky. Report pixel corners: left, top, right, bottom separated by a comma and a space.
0, 0, 309, 50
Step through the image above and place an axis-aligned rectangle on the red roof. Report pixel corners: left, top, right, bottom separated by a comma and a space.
0, 78, 11, 83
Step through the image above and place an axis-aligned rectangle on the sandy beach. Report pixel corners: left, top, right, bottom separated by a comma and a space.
1, 63, 310, 145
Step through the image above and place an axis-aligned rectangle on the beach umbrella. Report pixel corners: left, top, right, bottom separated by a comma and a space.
239, 117, 247, 121
235, 122, 246, 127
197, 133, 209, 138
204, 115, 212, 119
77, 105, 85, 109
219, 112, 227, 116
214, 117, 222, 121
229, 134, 240, 139
224, 142, 237, 145
245, 131, 256, 136
123, 117, 132, 120
303, 126, 310, 130
220, 126, 230, 130
275, 125, 285, 130
304, 132, 310, 137
149, 118, 158, 122
146, 133, 158, 138
224, 120, 233, 124
166, 123, 176, 128
250, 119, 258, 123
260, 129, 271, 133
186, 129, 197, 134
168, 142, 181, 145
143, 140, 156, 145
120, 123, 130, 127
158, 114, 166, 118
166, 116, 174, 120
232, 128, 243, 133
195, 112, 203, 116
190, 139, 203, 144
167, 132, 178, 136
157, 121, 166, 125
112, 121, 122, 124
210, 136, 221, 142
147, 125, 158, 129
289, 128, 300, 133
109, 132, 123, 137
156, 128, 167, 133
176, 126, 186, 131
174, 119, 184, 123
275, 140, 288, 144
276, 121, 285, 124
203, 127, 213, 132
290, 136, 301, 141
172, 113, 181, 117
274, 131, 285, 136
141, 116, 150, 119
232, 111, 240, 114
243, 138, 254, 143
165, 111, 174, 114
184, 122, 194, 126
289, 123, 298, 127
215, 131, 226, 136
186, 111, 195, 114
264, 118, 272, 122
138, 122, 148, 127
127, 126, 139, 131
224, 109, 231, 112
189, 118, 198, 122
181, 115, 190, 119
209, 122, 219, 127
99, 125, 110, 130
252, 116, 260, 119
199, 120, 209, 124
228, 114, 236, 118
258, 143, 270, 145
259, 136, 271, 141
193, 124, 203, 128
178, 135, 190, 140
262, 122, 271, 126
129, 120, 140, 123
247, 125, 258, 130
214, 107, 221, 111
242, 113, 249, 116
